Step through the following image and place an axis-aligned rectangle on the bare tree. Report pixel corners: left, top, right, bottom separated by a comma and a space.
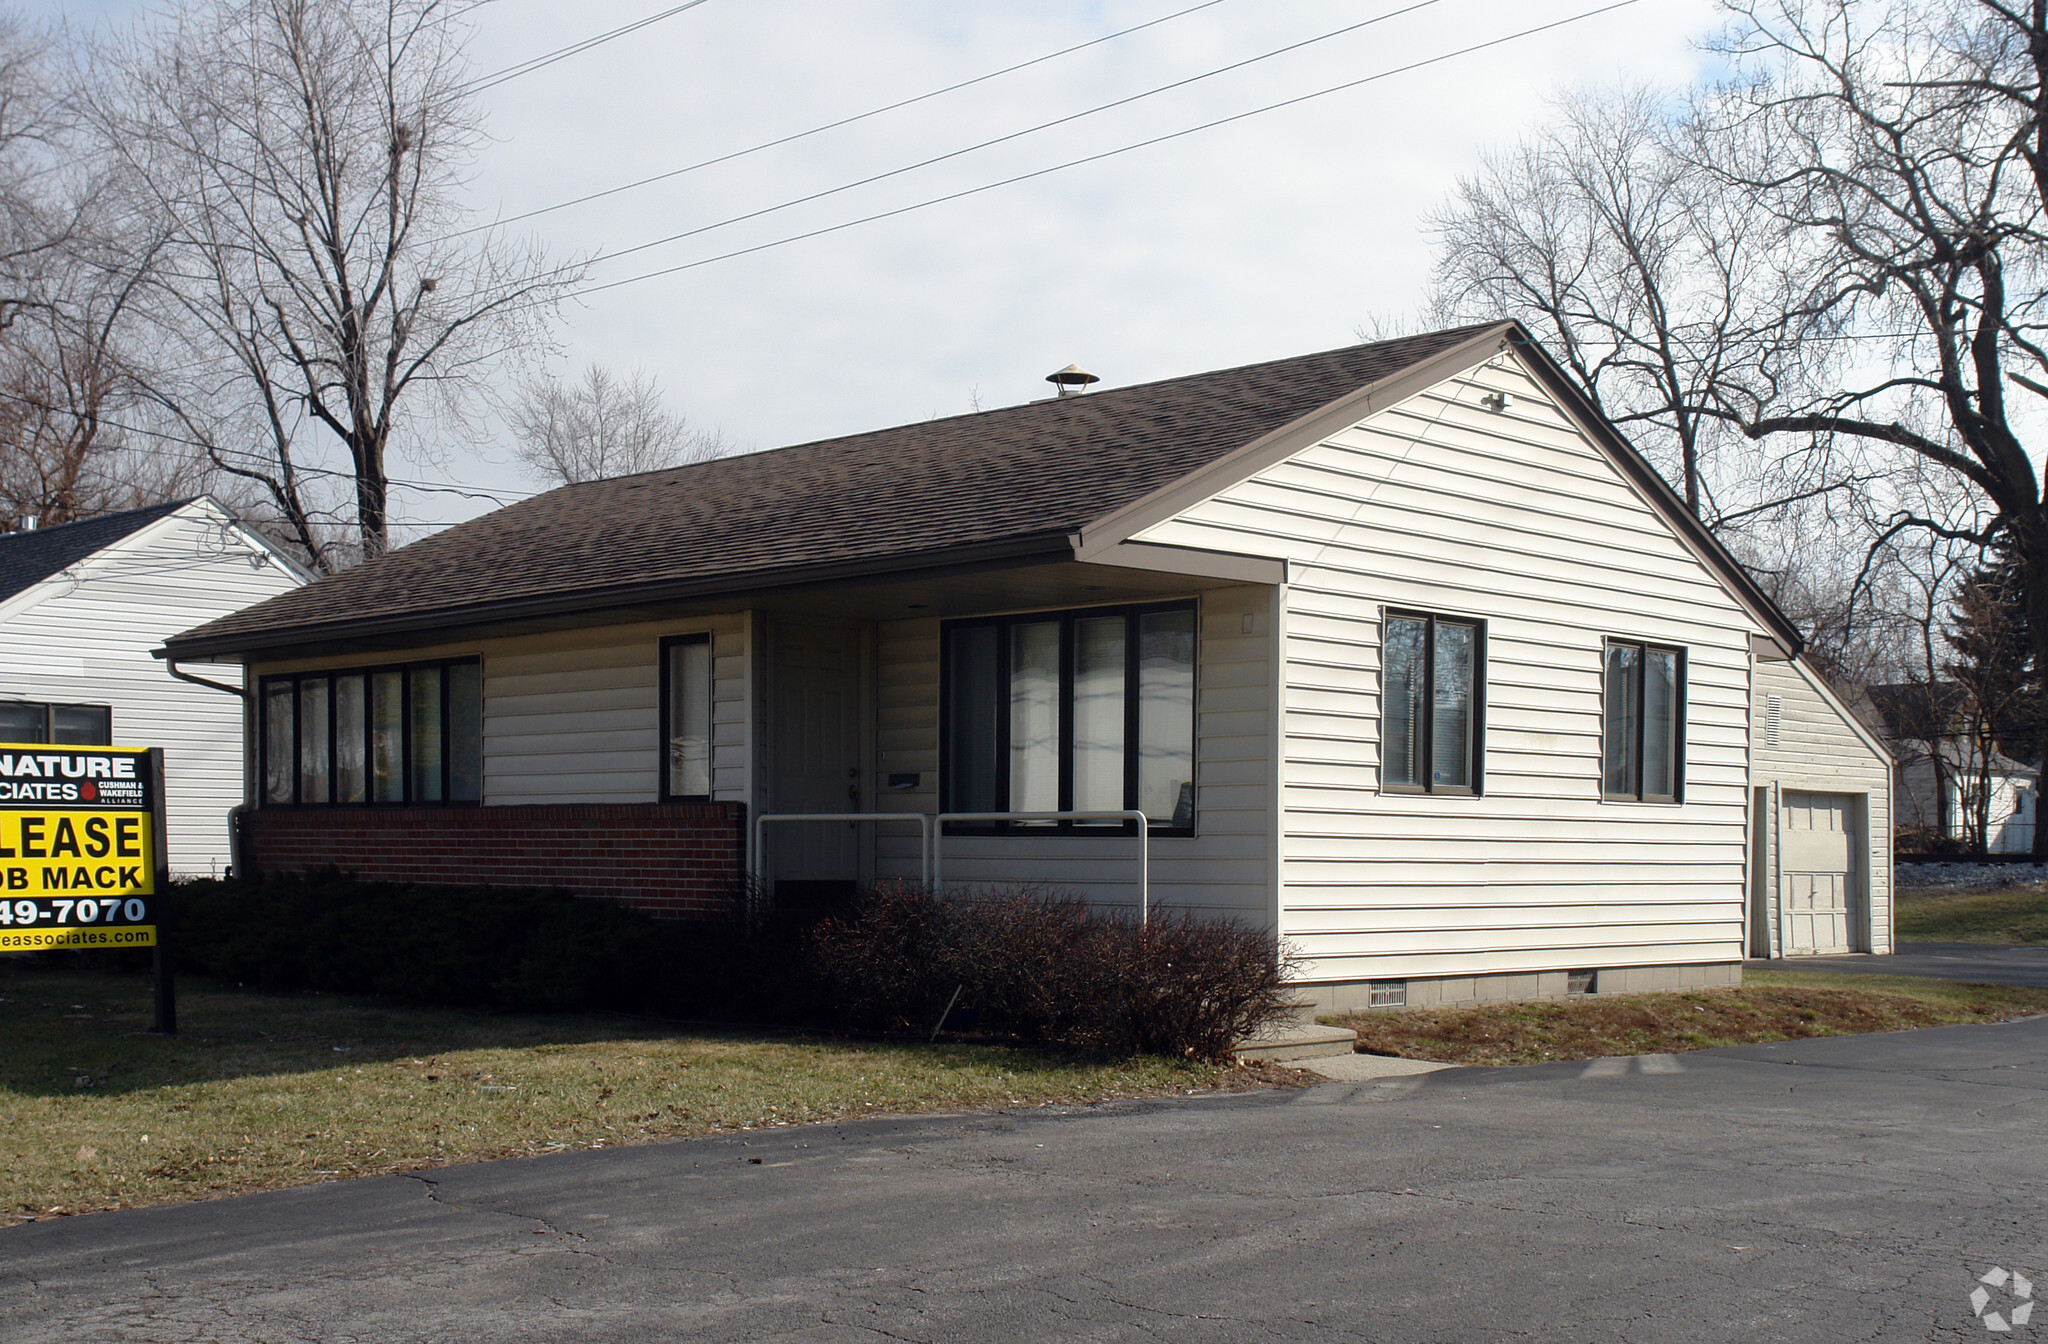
509, 364, 724, 486
0, 11, 217, 530
1427, 87, 1800, 522
84, 0, 581, 569
1680, 0, 2048, 851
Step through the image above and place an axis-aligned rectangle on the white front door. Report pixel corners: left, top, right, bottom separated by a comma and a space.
767, 620, 865, 893
1781, 790, 1856, 955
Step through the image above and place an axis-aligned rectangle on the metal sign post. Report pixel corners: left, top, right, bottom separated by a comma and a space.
148, 748, 174, 1036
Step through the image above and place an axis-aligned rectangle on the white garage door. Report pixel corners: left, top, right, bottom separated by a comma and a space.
1781, 791, 1857, 955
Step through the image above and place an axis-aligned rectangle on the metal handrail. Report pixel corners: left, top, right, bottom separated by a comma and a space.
934, 811, 1151, 925
751, 812, 933, 891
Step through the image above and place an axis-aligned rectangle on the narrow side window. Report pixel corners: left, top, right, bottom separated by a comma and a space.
663, 636, 713, 799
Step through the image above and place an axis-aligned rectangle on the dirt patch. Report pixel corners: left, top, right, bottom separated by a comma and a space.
1324, 976, 2048, 1066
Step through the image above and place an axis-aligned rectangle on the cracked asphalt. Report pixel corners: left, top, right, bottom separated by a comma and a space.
2, 1015, 2044, 1343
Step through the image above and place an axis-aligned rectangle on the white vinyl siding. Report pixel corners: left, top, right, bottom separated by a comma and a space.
0, 502, 306, 874
871, 585, 1275, 926
250, 614, 751, 807
1133, 351, 1760, 982
1752, 657, 1893, 954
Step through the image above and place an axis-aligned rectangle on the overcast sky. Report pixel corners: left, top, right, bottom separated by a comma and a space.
67, 0, 1725, 532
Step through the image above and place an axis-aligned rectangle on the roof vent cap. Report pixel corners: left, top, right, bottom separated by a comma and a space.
18, 515, 35, 531
1046, 363, 1099, 398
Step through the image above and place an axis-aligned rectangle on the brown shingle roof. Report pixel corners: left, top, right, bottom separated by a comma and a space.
163, 325, 1503, 656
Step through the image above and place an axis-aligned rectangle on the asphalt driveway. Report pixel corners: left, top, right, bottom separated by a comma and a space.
1754, 940, 2048, 986
4, 1013, 2044, 1343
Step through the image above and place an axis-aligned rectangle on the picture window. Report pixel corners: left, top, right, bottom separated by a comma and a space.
941, 601, 1195, 834
259, 660, 480, 807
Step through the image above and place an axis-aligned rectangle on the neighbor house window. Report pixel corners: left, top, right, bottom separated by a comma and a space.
260, 659, 481, 806
941, 601, 1195, 833
1604, 640, 1684, 802
0, 701, 112, 745
1380, 611, 1483, 794
660, 633, 714, 800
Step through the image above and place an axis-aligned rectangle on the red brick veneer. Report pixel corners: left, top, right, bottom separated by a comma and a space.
236, 802, 747, 919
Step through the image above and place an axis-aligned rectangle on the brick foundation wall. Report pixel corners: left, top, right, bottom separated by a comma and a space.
237, 802, 748, 919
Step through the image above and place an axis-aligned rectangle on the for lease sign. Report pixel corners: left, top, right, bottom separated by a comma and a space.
0, 745, 157, 950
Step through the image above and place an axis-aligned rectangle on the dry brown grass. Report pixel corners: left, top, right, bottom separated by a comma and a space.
1322, 970, 2048, 1066
0, 963, 1298, 1224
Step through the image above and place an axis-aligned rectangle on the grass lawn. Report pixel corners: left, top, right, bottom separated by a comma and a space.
1322, 969, 2048, 1067
1896, 883, 2048, 944
0, 961, 1283, 1225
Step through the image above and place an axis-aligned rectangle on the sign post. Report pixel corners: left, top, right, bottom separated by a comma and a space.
0, 741, 172, 1033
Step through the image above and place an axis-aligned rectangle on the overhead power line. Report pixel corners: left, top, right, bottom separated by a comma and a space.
573, 0, 1646, 301
472, 0, 1234, 233
572, 0, 1447, 270
463, 0, 716, 95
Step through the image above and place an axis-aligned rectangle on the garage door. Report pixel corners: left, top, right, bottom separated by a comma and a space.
1781, 791, 1856, 955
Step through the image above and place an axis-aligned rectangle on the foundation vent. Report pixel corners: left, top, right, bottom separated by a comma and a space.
1368, 980, 1407, 1009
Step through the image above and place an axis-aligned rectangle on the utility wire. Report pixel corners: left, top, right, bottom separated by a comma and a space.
463, 1, 716, 94
574, 0, 1644, 300
576, 0, 1447, 271
471, 0, 1234, 233
0, 385, 536, 506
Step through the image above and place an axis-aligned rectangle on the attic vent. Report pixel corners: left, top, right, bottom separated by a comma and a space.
1765, 694, 1782, 749
1046, 363, 1099, 398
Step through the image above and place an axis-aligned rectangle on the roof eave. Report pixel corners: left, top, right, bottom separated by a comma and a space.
156, 530, 1077, 661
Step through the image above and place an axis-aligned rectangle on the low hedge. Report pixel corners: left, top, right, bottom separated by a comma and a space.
157, 871, 1296, 1060
807, 883, 1297, 1059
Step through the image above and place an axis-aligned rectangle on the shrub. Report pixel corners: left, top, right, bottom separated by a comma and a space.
159, 872, 1295, 1059
806, 882, 1297, 1060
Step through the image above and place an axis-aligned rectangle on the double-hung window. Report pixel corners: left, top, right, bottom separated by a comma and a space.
1603, 640, 1684, 802
942, 601, 1196, 833
259, 660, 482, 806
0, 701, 111, 745
1381, 611, 1483, 794
660, 634, 714, 800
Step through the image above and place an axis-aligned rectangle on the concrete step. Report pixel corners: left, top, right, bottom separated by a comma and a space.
1231, 1021, 1358, 1063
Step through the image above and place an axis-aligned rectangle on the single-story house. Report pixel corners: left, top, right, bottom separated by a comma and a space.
1, 497, 310, 873
1864, 681, 2037, 854
159, 322, 1894, 1005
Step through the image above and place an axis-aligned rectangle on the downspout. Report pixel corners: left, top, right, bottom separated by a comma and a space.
165, 659, 252, 879
167, 660, 248, 699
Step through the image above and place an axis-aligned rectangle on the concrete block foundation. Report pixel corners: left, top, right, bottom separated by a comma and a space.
1299, 961, 1742, 1015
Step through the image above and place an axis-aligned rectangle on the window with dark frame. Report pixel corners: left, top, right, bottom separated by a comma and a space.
940, 601, 1196, 834
1380, 610, 1483, 795
0, 701, 112, 745
258, 660, 481, 807
1603, 639, 1684, 802
659, 634, 714, 800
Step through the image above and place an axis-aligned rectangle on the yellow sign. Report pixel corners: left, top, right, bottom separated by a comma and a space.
0, 809, 153, 893
0, 745, 159, 950
0, 922, 156, 951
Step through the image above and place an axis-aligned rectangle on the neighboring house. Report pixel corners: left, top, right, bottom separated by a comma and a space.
1865, 681, 2038, 854
0, 498, 311, 874
160, 322, 1896, 1007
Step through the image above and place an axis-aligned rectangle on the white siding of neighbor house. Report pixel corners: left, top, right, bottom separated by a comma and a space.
1753, 657, 1895, 953
870, 584, 1276, 927
0, 501, 307, 874
248, 614, 752, 807
1129, 350, 1765, 983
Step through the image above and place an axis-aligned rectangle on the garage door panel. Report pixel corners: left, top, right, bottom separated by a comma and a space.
1781, 791, 1856, 955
